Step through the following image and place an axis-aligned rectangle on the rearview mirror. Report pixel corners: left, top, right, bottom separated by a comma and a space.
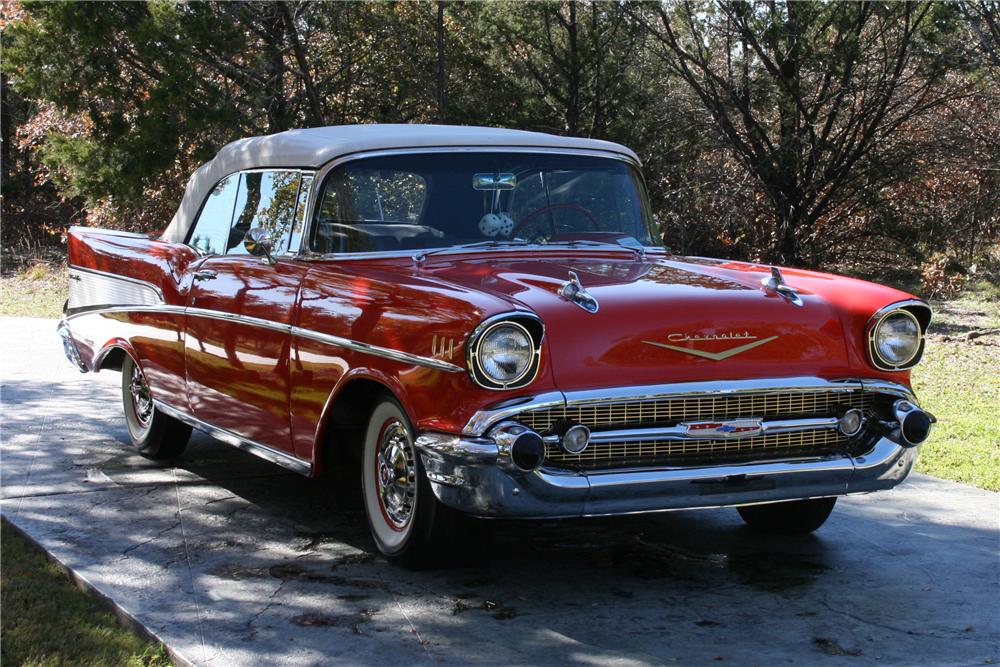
473, 173, 516, 190
243, 227, 276, 264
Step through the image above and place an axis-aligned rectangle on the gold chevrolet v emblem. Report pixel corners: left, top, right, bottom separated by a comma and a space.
642, 335, 779, 361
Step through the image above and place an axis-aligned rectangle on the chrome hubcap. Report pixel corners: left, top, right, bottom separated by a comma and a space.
375, 420, 416, 530
129, 364, 153, 427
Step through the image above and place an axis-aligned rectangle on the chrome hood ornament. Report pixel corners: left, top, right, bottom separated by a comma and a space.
558, 270, 599, 313
761, 267, 804, 307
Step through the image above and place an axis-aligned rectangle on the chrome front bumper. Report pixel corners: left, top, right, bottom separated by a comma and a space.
415, 434, 918, 518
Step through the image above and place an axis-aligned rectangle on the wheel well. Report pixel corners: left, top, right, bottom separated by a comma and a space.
96, 347, 127, 372
317, 378, 394, 476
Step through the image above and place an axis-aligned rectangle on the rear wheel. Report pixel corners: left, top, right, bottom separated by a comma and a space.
361, 398, 461, 566
737, 497, 837, 534
121, 355, 191, 459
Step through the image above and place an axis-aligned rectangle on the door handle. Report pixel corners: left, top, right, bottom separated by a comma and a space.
193, 269, 217, 281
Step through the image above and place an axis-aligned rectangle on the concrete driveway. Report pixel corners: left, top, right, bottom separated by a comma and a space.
2, 316, 998, 666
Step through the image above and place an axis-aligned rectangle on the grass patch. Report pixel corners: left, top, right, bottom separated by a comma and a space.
911, 279, 1000, 491
0, 262, 67, 319
1, 519, 172, 667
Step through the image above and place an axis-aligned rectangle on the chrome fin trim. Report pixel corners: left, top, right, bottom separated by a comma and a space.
67, 265, 165, 310
69, 226, 153, 239
154, 400, 312, 476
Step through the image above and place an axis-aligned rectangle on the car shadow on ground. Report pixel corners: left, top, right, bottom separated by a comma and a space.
4, 376, 998, 664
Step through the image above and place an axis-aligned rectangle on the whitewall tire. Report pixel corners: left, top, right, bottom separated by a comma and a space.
121, 354, 191, 459
361, 397, 459, 565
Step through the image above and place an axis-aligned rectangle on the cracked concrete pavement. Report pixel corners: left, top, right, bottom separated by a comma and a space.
2, 316, 998, 666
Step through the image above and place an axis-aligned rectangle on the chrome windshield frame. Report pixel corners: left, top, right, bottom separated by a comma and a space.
295, 146, 654, 261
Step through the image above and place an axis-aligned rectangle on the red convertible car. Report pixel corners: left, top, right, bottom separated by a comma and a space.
59, 125, 934, 563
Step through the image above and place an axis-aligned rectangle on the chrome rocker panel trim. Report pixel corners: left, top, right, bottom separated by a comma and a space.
462, 376, 917, 436
154, 400, 312, 476
416, 433, 918, 519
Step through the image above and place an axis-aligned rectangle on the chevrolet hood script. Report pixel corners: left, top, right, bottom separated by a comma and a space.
643, 332, 779, 361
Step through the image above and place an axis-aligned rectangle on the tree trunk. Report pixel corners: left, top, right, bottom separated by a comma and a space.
1, 72, 11, 191
565, 0, 580, 134
279, 1, 324, 126
436, 0, 447, 123
264, 11, 288, 133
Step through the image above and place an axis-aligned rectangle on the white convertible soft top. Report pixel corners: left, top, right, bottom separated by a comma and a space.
161, 124, 640, 243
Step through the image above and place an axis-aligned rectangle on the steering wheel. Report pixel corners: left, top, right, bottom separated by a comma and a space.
511, 203, 600, 238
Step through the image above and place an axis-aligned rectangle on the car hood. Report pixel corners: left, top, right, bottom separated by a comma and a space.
415, 251, 868, 390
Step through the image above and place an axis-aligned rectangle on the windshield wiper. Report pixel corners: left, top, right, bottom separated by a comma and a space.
556, 238, 647, 260
412, 239, 530, 264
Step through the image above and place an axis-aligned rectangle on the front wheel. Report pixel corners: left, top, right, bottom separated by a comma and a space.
737, 497, 837, 534
121, 355, 191, 459
361, 398, 460, 566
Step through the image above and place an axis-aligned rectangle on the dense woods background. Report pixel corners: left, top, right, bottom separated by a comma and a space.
2, 0, 998, 291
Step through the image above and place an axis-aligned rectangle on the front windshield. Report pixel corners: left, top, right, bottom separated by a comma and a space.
310, 152, 656, 254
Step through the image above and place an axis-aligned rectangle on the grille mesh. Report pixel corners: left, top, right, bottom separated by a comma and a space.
544, 429, 849, 469
517, 388, 874, 470
518, 390, 871, 432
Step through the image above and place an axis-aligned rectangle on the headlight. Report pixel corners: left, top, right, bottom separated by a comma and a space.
874, 311, 920, 365
867, 302, 930, 371
468, 316, 542, 390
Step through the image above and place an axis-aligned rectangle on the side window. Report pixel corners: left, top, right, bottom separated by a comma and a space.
228, 171, 302, 255
189, 174, 239, 255
311, 167, 427, 253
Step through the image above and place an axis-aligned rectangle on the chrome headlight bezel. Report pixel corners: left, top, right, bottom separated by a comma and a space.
467, 314, 543, 390
866, 300, 931, 371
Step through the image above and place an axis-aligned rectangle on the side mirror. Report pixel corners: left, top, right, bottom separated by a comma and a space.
243, 227, 276, 264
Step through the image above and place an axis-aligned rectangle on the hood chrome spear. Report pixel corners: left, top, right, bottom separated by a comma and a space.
761, 267, 804, 307
558, 270, 600, 313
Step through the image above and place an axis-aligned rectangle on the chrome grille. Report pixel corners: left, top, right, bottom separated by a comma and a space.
517, 390, 871, 432
544, 429, 849, 469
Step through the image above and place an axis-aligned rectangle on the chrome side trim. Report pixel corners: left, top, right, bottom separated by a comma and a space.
154, 400, 311, 475
291, 326, 465, 373
186, 307, 291, 335
67, 265, 165, 309
65, 304, 463, 372
65, 304, 187, 320
541, 416, 840, 445
462, 376, 918, 437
